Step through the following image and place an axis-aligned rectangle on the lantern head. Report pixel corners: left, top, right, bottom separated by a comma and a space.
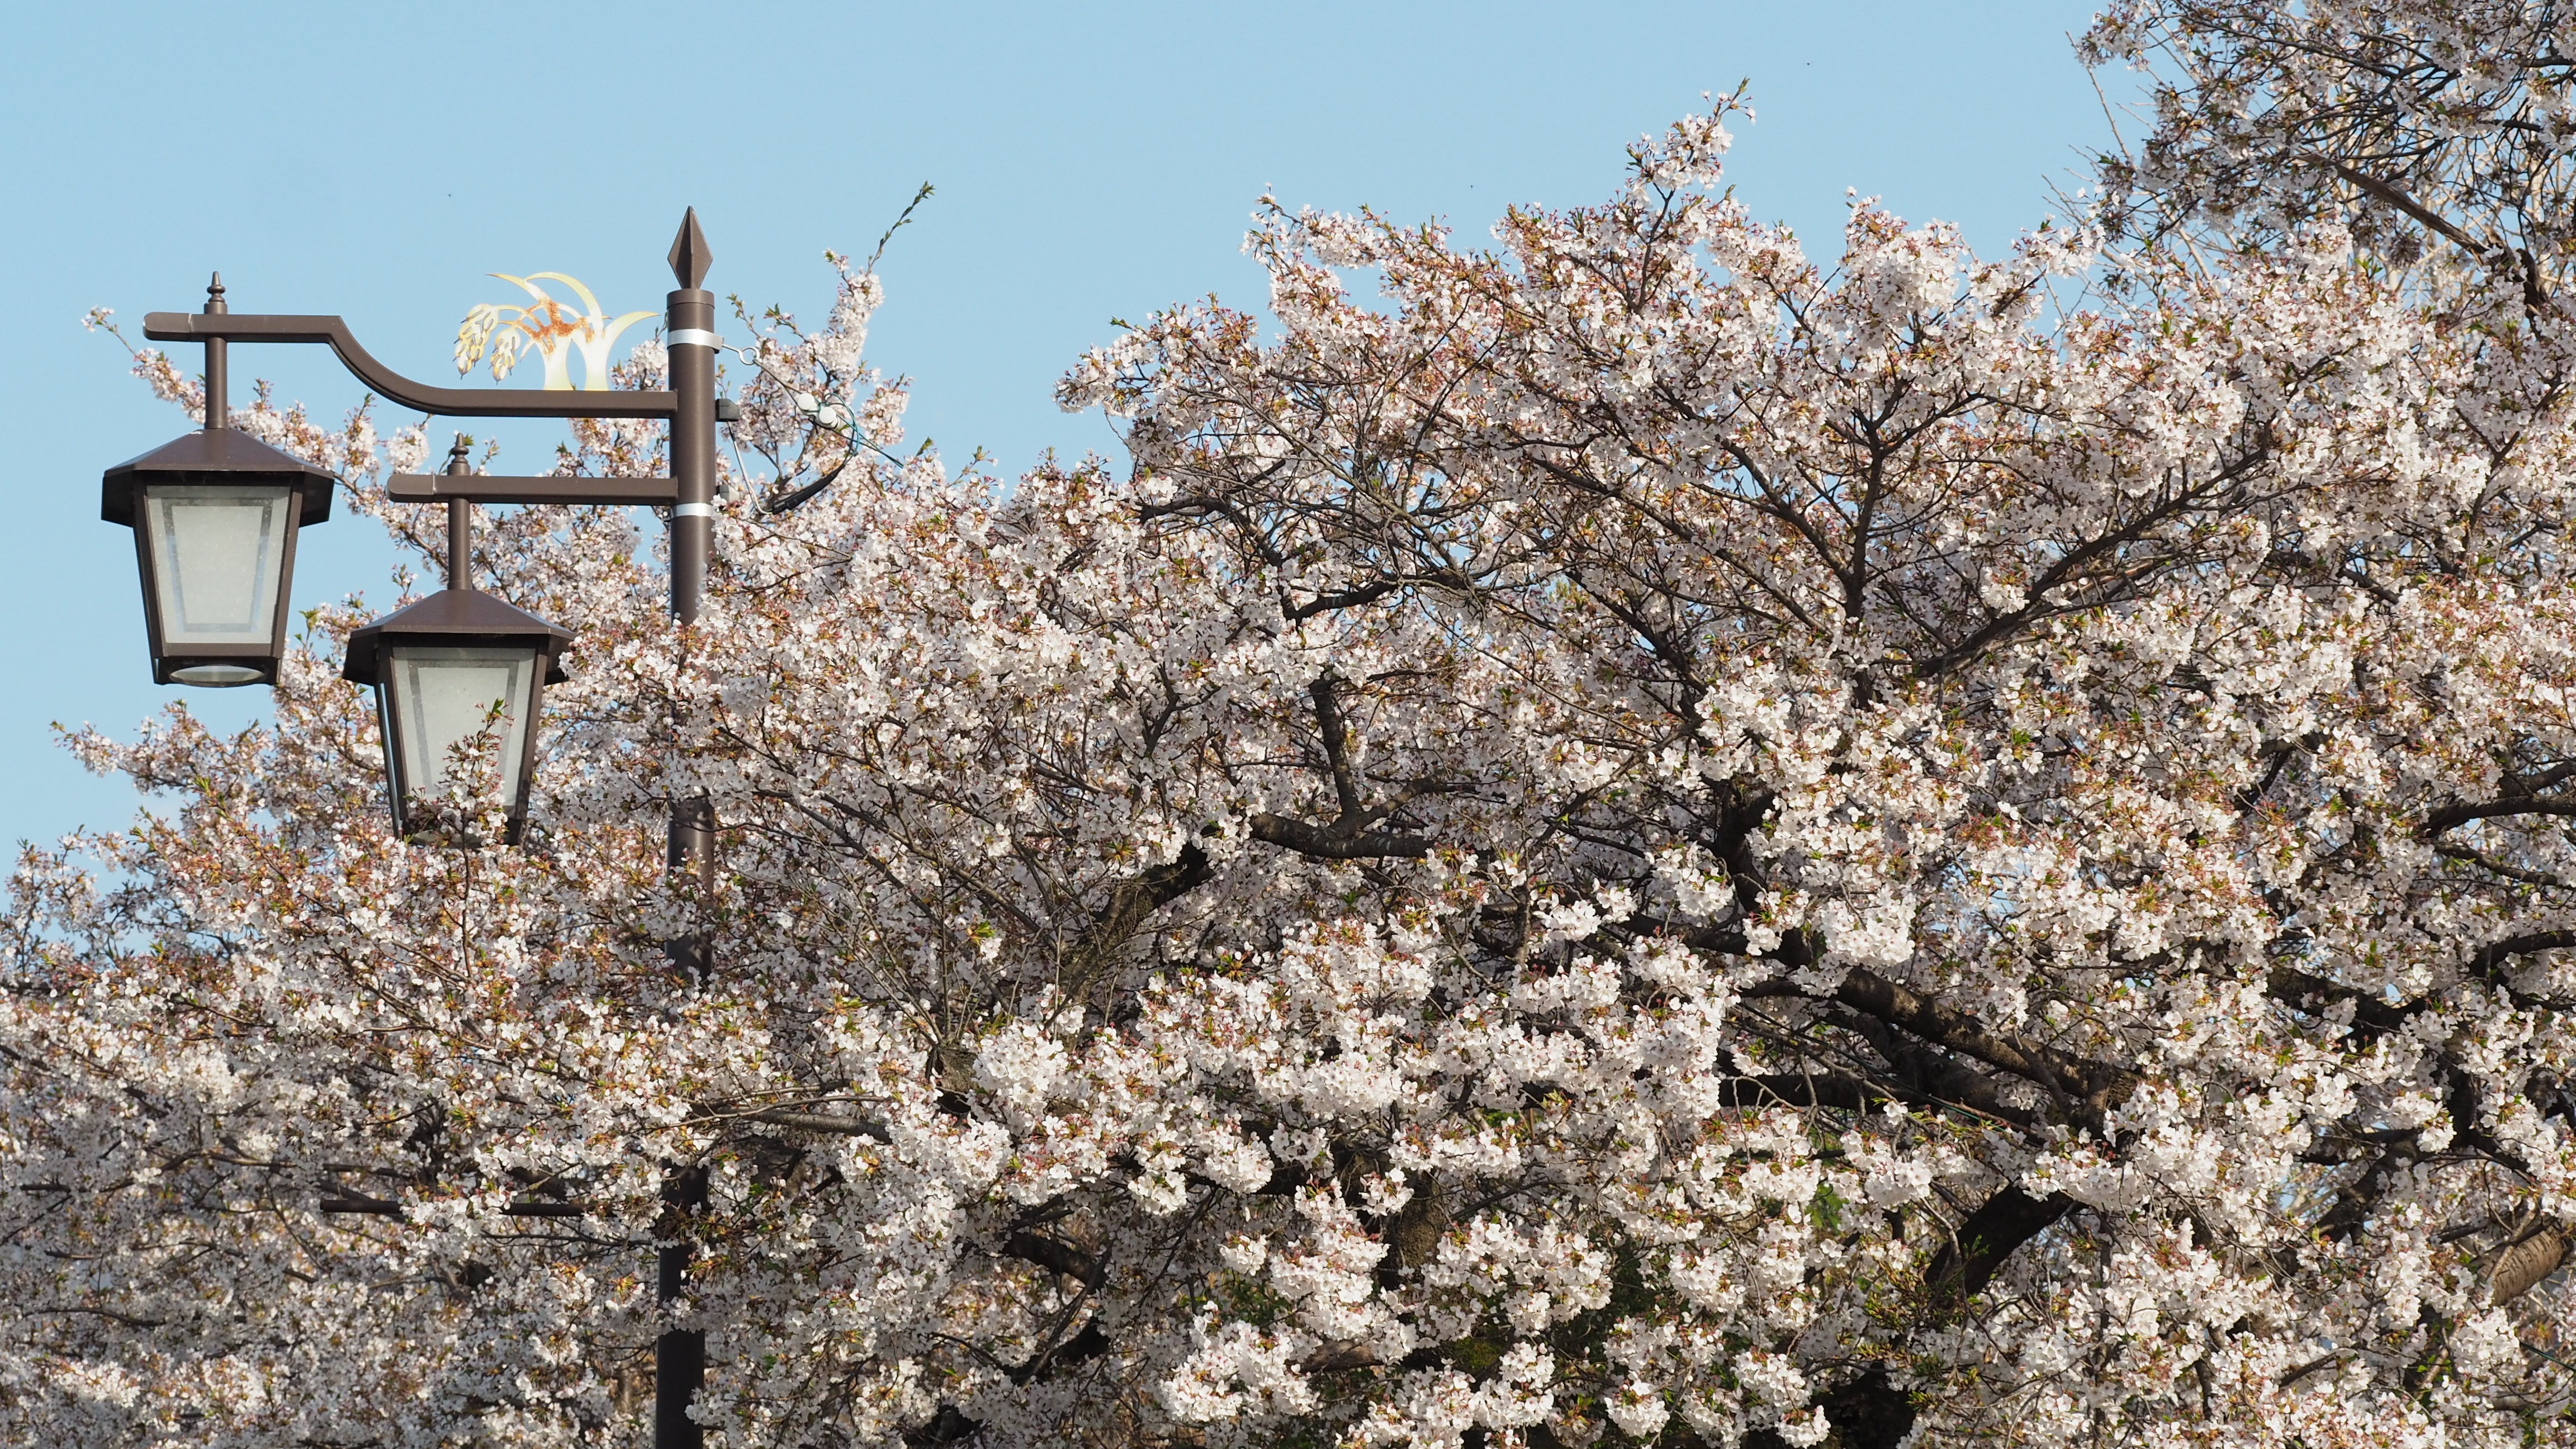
102, 429, 335, 687
343, 588, 572, 846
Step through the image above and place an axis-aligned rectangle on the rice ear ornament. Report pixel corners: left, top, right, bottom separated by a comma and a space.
453, 272, 656, 390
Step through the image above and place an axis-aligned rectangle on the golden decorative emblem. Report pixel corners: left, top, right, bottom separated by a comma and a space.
453, 273, 656, 391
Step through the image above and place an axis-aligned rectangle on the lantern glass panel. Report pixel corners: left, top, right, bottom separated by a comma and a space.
140, 484, 294, 647
381, 645, 541, 812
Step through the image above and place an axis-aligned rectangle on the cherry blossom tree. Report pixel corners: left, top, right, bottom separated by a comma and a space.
2081, 0, 2576, 298
7, 8, 2576, 1447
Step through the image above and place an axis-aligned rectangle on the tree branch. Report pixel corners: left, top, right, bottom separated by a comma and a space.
1237, 676, 1433, 861
2300, 153, 2498, 256
1069, 843, 1212, 975
1247, 813, 1428, 860
2490, 1220, 2572, 1306
1924, 1186, 2079, 1322
2421, 795, 2576, 837
1309, 674, 1364, 820
2470, 929, 2576, 976
1711, 1072, 1891, 1112
1833, 967, 2137, 1127
1002, 1230, 1104, 1287
744, 1109, 892, 1142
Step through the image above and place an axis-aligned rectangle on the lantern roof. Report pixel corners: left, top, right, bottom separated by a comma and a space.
102, 428, 338, 528
342, 588, 574, 686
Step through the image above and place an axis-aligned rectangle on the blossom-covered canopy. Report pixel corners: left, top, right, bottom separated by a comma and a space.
8, 8, 2576, 1444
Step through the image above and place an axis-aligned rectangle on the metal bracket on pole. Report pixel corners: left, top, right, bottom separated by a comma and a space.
389, 473, 681, 507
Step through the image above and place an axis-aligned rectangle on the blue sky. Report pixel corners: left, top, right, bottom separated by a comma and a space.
1, 0, 2124, 850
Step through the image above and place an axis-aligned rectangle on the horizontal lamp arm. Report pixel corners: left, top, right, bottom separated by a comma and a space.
390, 473, 679, 506
141, 311, 680, 420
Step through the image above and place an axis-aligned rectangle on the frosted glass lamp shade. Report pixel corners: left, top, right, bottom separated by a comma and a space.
378, 646, 542, 840
342, 585, 572, 847
139, 484, 294, 682
102, 429, 335, 688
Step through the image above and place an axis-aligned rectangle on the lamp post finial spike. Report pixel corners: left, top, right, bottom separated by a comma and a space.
667, 209, 712, 290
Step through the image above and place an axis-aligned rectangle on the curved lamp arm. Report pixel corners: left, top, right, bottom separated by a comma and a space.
142, 311, 679, 419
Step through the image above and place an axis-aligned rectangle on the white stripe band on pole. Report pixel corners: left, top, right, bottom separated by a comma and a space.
669, 329, 722, 349
674, 502, 715, 518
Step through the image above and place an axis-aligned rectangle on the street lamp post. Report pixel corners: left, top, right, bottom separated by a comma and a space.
657, 219, 719, 1447
113, 212, 725, 1449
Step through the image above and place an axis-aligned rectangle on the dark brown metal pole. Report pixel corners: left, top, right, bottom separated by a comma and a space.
655, 1163, 709, 1449
665, 210, 719, 959
203, 274, 228, 430
661, 210, 718, 979
656, 208, 717, 1449
666, 209, 714, 628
